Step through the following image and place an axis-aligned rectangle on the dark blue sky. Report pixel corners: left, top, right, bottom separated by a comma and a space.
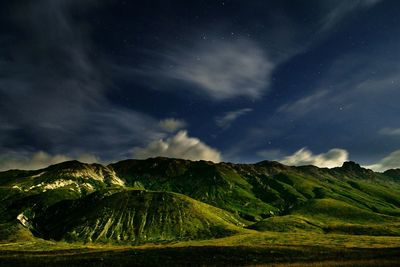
1, 0, 400, 171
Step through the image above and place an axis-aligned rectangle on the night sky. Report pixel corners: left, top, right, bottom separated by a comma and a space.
1, 0, 400, 171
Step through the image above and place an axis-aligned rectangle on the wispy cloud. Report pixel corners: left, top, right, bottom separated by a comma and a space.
163, 39, 274, 100
0, 0, 388, 166
0, 151, 99, 171
278, 90, 330, 117
365, 149, 400, 172
159, 118, 186, 133
319, 0, 382, 32
379, 128, 400, 136
113, 1, 381, 104
279, 148, 348, 168
0, 0, 106, 152
0, 1, 170, 161
216, 108, 252, 129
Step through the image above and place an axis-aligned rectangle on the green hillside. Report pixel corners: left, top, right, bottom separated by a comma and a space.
110, 158, 276, 221
110, 158, 400, 221
1, 157, 400, 247
32, 189, 243, 244
247, 214, 323, 233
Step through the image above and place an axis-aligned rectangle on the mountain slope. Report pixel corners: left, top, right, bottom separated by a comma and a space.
32, 189, 243, 244
109, 158, 400, 221
110, 158, 276, 221
0, 160, 124, 193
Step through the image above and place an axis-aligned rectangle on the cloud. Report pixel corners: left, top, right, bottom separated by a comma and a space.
164, 39, 274, 100
278, 90, 330, 117
132, 130, 221, 162
257, 149, 282, 159
379, 128, 400, 136
159, 118, 186, 133
0, 151, 99, 171
320, 0, 382, 32
114, 1, 379, 104
56, 108, 173, 162
0, 1, 106, 150
0, 0, 387, 166
365, 150, 400, 172
216, 108, 252, 128
279, 148, 349, 168
0, 1, 168, 161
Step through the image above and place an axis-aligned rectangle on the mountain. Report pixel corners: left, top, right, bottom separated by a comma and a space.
111, 158, 400, 220
32, 189, 243, 244
0, 160, 124, 192
110, 158, 276, 221
1, 157, 400, 245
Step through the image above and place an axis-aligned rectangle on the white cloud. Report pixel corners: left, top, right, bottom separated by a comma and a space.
279, 148, 348, 168
278, 90, 330, 116
216, 108, 252, 128
0, 151, 99, 171
379, 128, 400, 136
165, 39, 274, 100
132, 130, 221, 162
159, 118, 186, 133
365, 150, 400, 172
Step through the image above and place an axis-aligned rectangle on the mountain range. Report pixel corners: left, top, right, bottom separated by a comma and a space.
1, 157, 400, 245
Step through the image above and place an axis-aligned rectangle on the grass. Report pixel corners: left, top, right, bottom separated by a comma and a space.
1, 232, 400, 266
293, 198, 398, 223
247, 215, 323, 233
257, 259, 400, 267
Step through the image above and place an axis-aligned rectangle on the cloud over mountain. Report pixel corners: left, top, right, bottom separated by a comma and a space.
132, 131, 221, 162
365, 150, 400, 172
279, 148, 349, 168
0, 151, 99, 171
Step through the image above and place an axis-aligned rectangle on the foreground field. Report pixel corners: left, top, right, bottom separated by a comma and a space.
1, 231, 400, 266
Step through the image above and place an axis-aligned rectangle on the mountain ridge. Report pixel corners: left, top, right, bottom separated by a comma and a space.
1, 157, 400, 245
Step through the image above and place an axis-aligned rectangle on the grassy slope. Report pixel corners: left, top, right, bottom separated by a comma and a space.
110, 159, 275, 221
109, 158, 400, 223
32, 189, 244, 244
250, 198, 400, 236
